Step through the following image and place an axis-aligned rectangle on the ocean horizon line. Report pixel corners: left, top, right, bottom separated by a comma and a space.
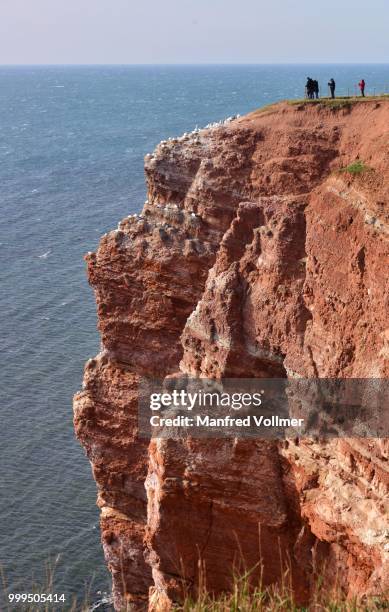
0, 61, 388, 68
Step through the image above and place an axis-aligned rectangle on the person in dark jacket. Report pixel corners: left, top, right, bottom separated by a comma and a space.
359, 79, 366, 97
305, 77, 314, 99
328, 78, 336, 98
313, 79, 319, 99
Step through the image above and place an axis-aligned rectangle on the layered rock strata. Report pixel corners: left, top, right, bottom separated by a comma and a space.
74, 100, 389, 610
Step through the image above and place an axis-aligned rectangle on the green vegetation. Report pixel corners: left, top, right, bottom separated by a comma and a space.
249, 94, 389, 118
287, 94, 389, 110
178, 589, 388, 611
3, 558, 387, 611
339, 160, 371, 175
288, 97, 351, 110
172, 559, 389, 612
176, 572, 388, 612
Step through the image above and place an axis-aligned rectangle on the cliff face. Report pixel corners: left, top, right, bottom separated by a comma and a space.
74, 100, 389, 610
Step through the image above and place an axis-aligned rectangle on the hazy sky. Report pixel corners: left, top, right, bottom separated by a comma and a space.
0, 0, 388, 64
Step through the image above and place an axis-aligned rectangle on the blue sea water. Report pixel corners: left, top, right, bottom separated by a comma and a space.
1, 64, 388, 606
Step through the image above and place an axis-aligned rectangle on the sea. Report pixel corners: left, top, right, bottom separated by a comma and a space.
1, 64, 388, 608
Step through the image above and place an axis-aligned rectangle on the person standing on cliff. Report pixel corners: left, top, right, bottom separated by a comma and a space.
313, 79, 319, 99
328, 78, 336, 98
359, 79, 366, 97
305, 77, 314, 99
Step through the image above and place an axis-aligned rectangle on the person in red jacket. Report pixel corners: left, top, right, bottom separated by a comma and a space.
359, 79, 366, 97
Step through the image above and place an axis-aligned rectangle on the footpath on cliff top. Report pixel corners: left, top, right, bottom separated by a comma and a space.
74, 98, 389, 611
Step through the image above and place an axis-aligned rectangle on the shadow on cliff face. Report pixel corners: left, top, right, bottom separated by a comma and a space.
144, 185, 317, 604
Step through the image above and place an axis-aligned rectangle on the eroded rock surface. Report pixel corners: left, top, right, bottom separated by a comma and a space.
74, 101, 389, 609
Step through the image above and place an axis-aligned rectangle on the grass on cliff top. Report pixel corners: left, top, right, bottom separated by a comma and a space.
253, 94, 389, 115
287, 94, 389, 110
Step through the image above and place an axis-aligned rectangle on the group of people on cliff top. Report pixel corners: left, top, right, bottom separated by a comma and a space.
305, 77, 366, 99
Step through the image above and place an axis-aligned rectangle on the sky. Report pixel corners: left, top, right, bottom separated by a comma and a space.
0, 0, 388, 65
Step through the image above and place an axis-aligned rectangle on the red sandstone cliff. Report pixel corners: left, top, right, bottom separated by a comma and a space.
74, 100, 389, 610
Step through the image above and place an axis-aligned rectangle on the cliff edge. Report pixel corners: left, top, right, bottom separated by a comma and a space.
74, 99, 389, 610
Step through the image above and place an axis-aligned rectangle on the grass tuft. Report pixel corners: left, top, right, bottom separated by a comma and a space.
339, 160, 371, 175
176, 571, 389, 612
173, 555, 388, 612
